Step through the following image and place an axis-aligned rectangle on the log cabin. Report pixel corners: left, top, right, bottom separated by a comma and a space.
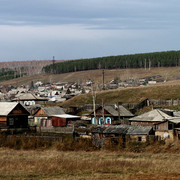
0, 102, 30, 129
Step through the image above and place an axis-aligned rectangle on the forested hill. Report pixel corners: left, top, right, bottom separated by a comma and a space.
43, 50, 180, 74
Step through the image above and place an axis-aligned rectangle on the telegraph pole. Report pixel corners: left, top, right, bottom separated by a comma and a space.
52, 56, 55, 74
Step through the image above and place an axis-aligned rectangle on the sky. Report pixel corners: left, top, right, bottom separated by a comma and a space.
0, 0, 180, 61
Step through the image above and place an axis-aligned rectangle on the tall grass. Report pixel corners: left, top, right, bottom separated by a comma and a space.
0, 149, 180, 179
1, 134, 180, 153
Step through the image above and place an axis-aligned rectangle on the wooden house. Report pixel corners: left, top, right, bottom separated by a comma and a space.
92, 125, 154, 142
12, 93, 48, 106
33, 106, 65, 127
155, 118, 180, 140
129, 109, 172, 127
90, 105, 134, 125
0, 102, 30, 129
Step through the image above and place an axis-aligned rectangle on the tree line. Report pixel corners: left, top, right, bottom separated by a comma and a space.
0, 68, 21, 82
43, 50, 180, 74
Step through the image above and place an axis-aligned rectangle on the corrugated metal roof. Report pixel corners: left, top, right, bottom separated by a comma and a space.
102, 125, 152, 135
129, 109, 172, 122
173, 111, 180, 117
53, 114, 80, 118
126, 125, 152, 135
0, 102, 18, 115
104, 105, 134, 117
42, 106, 65, 116
168, 118, 180, 124
103, 125, 129, 135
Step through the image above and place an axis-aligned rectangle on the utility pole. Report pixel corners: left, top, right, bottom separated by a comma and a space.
52, 56, 55, 74
102, 69, 105, 90
92, 86, 97, 124
117, 102, 121, 124
144, 59, 146, 70
102, 99, 105, 125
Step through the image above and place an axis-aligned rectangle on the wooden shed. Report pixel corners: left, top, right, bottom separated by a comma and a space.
0, 102, 30, 129
34, 106, 65, 126
52, 114, 81, 127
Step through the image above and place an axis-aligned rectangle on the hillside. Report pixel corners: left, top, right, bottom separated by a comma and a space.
0, 60, 64, 82
61, 81, 180, 108
1, 66, 180, 86
44, 50, 180, 74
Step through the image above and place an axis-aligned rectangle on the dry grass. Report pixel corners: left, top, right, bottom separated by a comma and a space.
0, 149, 180, 179
1, 66, 180, 86
61, 83, 180, 107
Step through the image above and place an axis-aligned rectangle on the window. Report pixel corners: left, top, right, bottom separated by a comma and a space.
99, 117, 103, 125
92, 117, 96, 125
105, 117, 112, 124
138, 137, 142, 142
168, 123, 173, 130
9, 118, 14, 126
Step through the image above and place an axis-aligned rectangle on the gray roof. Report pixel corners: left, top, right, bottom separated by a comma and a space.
126, 125, 152, 135
168, 118, 180, 124
103, 125, 129, 135
173, 111, 180, 117
42, 106, 65, 116
96, 105, 133, 117
100, 125, 152, 135
13, 93, 47, 101
129, 109, 172, 122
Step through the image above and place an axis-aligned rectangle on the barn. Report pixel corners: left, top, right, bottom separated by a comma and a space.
0, 102, 30, 129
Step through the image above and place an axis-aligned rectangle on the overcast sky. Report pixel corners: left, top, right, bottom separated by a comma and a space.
0, 0, 180, 61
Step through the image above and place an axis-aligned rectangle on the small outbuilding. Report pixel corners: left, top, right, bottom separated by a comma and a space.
91, 125, 154, 142
52, 114, 81, 127
33, 106, 65, 126
155, 118, 180, 140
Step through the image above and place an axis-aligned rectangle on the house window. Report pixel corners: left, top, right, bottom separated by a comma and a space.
99, 117, 103, 125
168, 123, 173, 130
9, 118, 14, 126
105, 117, 112, 125
138, 137, 142, 142
92, 117, 96, 125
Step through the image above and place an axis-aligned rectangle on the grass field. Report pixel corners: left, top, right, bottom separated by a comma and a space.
60, 82, 180, 108
1, 66, 180, 86
1, 148, 180, 180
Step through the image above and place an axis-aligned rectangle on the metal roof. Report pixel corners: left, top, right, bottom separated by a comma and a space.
93, 125, 152, 135
95, 105, 134, 117
0, 102, 19, 115
42, 106, 65, 116
129, 109, 172, 122
126, 125, 152, 135
52, 114, 80, 119
13, 93, 47, 101
168, 118, 180, 124
103, 125, 129, 135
